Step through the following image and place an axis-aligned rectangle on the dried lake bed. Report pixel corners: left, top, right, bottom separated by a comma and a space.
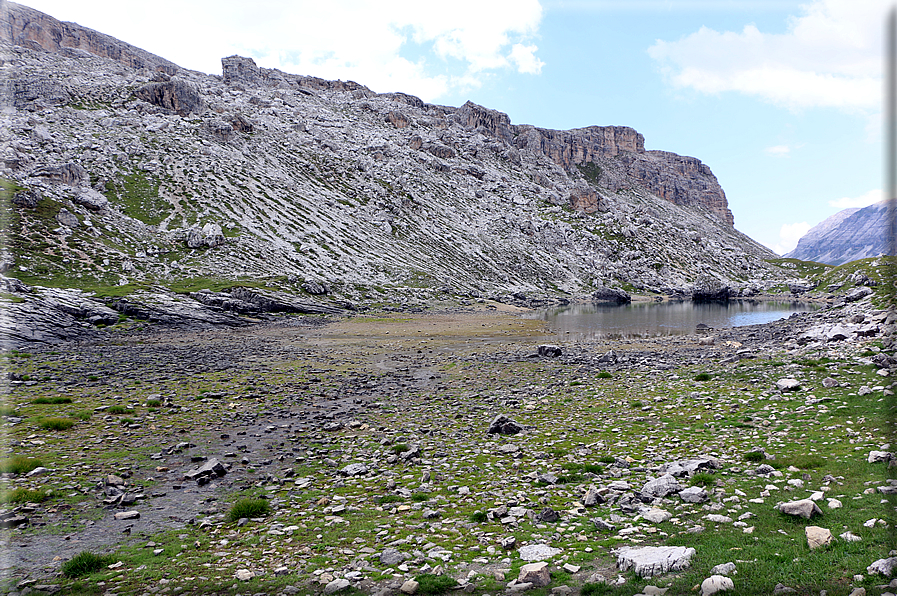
1, 300, 895, 596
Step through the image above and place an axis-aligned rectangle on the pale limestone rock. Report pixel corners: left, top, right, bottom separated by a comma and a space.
617, 546, 695, 578
700, 575, 734, 596
805, 526, 832, 549
518, 561, 551, 587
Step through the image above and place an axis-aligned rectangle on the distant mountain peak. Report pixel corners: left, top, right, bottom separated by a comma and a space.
786, 200, 895, 265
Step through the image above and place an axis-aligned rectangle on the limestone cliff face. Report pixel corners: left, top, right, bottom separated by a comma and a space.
0, 0, 179, 73
451, 101, 733, 225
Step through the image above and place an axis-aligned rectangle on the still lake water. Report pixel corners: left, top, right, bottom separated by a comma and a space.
534, 300, 821, 340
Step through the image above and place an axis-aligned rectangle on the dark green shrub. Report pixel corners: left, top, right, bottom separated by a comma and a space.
598, 455, 615, 464
411, 493, 430, 502
596, 371, 612, 379
744, 450, 765, 462
694, 373, 711, 382
107, 405, 134, 415
391, 444, 410, 454
468, 511, 487, 523
61, 551, 113, 577
377, 494, 403, 504
691, 472, 716, 487
146, 398, 162, 407
226, 498, 271, 522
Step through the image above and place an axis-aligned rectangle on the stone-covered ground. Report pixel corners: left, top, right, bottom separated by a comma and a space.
0, 300, 895, 596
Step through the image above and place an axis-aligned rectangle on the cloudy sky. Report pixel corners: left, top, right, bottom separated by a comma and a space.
20, 0, 892, 254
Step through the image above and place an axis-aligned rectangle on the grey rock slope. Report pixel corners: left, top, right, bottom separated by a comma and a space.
786, 201, 895, 265
0, 1, 786, 311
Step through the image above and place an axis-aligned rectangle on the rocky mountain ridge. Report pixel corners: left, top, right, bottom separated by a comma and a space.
786, 200, 895, 265
0, 1, 800, 345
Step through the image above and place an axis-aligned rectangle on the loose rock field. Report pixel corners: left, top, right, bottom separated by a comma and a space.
1, 302, 895, 595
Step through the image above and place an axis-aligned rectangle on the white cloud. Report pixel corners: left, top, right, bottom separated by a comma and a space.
508, 43, 545, 75
22, 0, 544, 102
764, 145, 792, 157
829, 188, 885, 209
647, 0, 887, 111
774, 221, 812, 255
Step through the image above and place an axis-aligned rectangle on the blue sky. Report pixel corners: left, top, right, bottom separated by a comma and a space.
20, 0, 891, 254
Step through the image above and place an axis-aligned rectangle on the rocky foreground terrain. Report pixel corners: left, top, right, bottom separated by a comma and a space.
0, 284, 895, 596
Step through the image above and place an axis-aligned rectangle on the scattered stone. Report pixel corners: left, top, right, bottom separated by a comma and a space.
235, 569, 254, 581
778, 499, 823, 519
488, 415, 524, 435
709, 562, 736, 576
339, 463, 368, 476
679, 486, 709, 503
518, 544, 562, 561
840, 531, 862, 542
616, 546, 696, 578
113, 511, 140, 520
700, 575, 734, 596
518, 561, 551, 587
380, 548, 406, 566
562, 563, 580, 573
583, 485, 604, 506
641, 474, 682, 498
183, 458, 227, 482
868, 557, 897, 576
538, 345, 563, 357
806, 526, 833, 549
868, 451, 894, 464
324, 578, 351, 594
641, 508, 672, 523
776, 379, 801, 392
400, 579, 420, 594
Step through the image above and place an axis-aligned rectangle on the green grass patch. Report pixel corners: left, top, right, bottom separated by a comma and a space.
691, 472, 716, 487
38, 417, 75, 431
468, 511, 488, 523
391, 444, 410, 454
694, 373, 712, 382
1, 487, 50, 504
581, 582, 614, 595
596, 371, 613, 379
744, 450, 765, 462
773, 454, 827, 470
61, 551, 114, 578
32, 396, 72, 404
414, 573, 457, 595
226, 498, 271, 522
145, 398, 162, 407
411, 493, 430, 503
107, 405, 134, 415
377, 494, 403, 504
0, 456, 43, 475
